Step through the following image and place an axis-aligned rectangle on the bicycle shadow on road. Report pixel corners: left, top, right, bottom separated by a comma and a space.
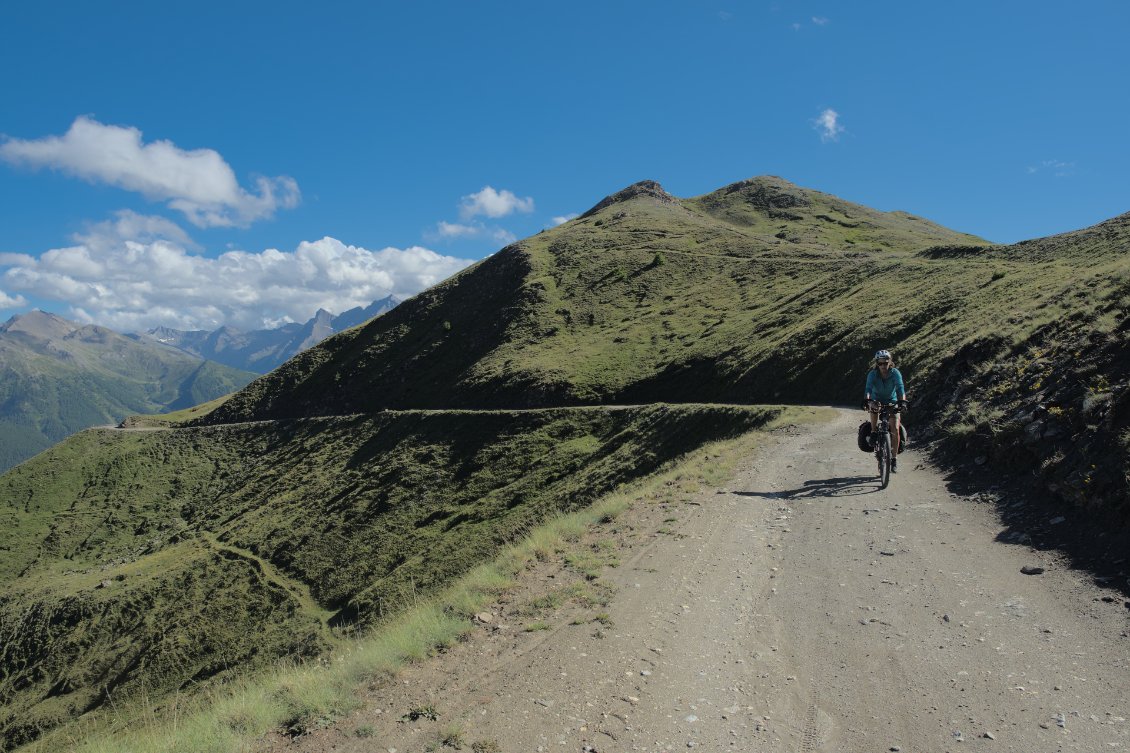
733, 475, 880, 499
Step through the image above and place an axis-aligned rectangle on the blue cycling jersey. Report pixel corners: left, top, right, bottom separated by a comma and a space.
865, 367, 906, 403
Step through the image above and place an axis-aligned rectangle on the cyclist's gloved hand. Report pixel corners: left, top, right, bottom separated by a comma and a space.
861, 399, 870, 410
897, 399, 908, 412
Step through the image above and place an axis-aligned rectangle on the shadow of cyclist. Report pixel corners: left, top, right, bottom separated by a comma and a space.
733, 475, 880, 499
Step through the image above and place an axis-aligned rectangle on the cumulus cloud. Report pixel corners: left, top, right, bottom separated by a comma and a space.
76, 209, 199, 252
459, 185, 534, 220
551, 213, 579, 226
0, 116, 300, 227
814, 108, 844, 142
0, 217, 474, 331
0, 289, 26, 309
427, 186, 533, 248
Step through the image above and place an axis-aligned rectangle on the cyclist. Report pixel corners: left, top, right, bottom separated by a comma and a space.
862, 349, 908, 471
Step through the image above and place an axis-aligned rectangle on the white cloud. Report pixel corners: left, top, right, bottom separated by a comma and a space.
0, 116, 300, 228
814, 108, 844, 142
427, 186, 533, 247
0, 252, 36, 266
492, 228, 517, 244
76, 209, 199, 252
435, 221, 482, 239
431, 220, 517, 243
430, 221, 515, 245
0, 218, 473, 331
551, 213, 579, 226
1027, 159, 1076, 177
0, 289, 26, 309
459, 186, 534, 220
812, 16, 830, 25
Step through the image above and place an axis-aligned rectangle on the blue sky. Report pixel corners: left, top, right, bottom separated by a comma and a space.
1, 1, 1127, 331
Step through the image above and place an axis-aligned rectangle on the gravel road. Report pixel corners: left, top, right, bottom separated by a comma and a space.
277, 409, 1130, 753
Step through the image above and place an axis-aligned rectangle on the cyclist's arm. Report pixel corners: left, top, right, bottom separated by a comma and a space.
894, 369, 906, 400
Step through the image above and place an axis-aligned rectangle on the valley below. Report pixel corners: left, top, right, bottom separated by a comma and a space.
273, 410, 1130, 753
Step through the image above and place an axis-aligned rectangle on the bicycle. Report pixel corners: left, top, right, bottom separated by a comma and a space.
867, 400, 906, 489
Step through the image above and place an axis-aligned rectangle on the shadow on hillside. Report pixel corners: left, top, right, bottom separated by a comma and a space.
733, 475, 879, 499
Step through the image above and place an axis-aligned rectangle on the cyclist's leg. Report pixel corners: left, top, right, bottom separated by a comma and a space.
890, 413, 901, 454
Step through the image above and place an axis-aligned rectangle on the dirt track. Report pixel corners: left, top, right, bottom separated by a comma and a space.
275, 409, 1130, 753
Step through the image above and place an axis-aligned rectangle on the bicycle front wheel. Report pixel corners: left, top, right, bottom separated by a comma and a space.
878, 433, 891, 488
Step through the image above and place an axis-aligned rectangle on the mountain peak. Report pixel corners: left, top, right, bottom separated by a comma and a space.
1, 310, 78, 340
580, 180, 677, 218
139, 297, 405, 374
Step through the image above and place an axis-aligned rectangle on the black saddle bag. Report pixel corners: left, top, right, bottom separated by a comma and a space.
856, 421, 873, 452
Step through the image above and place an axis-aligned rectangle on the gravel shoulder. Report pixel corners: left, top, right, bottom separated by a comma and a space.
270, 409, 1130, 753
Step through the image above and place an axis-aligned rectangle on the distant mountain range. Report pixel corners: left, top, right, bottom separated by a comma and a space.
0, 297, 403, 471
138, 295, 402, 373
0, 310, 257, 471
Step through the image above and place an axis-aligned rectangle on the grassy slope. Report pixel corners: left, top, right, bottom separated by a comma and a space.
202, 176, 1130, 511
0, 404, 777, 749
5, 175, 1128, 749
201, 177, 986, 420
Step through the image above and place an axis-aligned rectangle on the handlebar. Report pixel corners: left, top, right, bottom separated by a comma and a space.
867, 400, 906, 414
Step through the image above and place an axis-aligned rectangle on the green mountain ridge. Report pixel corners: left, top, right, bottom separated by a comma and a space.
202, 176, 988, 421
0, 311, 258, 472
200, 174, 1129, 513
2, 174, 1128, 750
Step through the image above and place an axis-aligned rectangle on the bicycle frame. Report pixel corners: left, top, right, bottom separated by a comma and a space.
868, 401, 903, 489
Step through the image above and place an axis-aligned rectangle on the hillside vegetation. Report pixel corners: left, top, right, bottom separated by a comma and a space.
0, 311, 256, 472
3, 175, 1127, 750
0, 404, 778, 749
203, 177, 985, 419
204, 176, 1130, 515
